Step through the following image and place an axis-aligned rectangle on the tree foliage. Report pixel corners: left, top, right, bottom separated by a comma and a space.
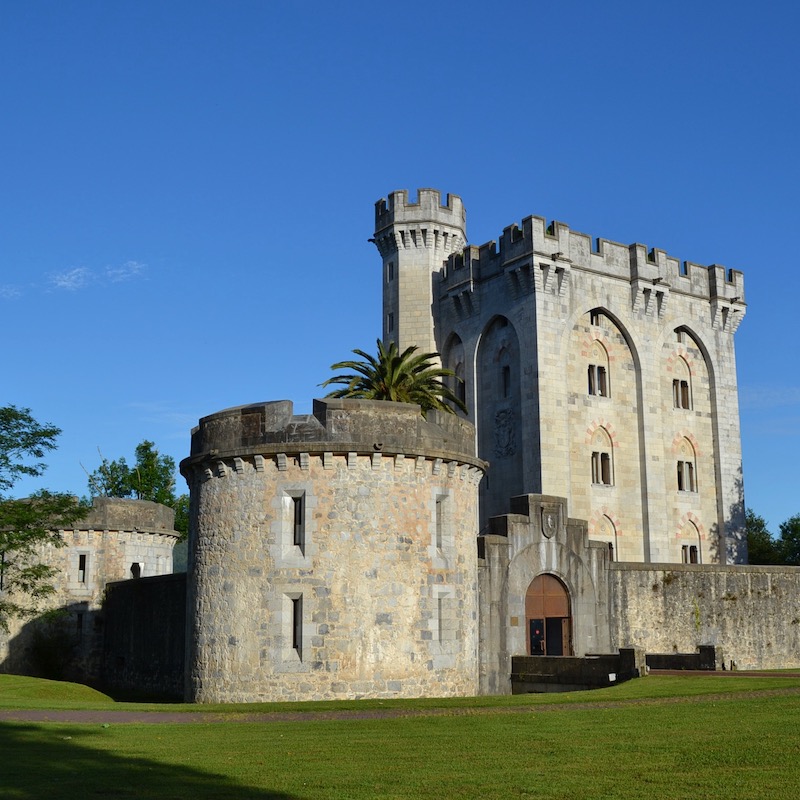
778, 515, 800, 566
321, 339, 466, 415
0, 406, 86, 631
87, 441, 188, 539
745, 509, 781, 565
745, 508, 800, 566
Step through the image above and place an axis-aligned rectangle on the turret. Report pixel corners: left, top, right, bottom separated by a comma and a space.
373, 189, 466, 355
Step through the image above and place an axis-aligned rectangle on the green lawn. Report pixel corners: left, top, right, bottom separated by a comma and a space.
2, 675, 799, 799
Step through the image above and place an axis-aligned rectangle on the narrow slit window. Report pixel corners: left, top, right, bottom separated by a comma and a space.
78, 554, 87, 584
292, 495, 305, 549
435, 495, 444, 551
292, 596, 303, 658
502, 365, 510, 398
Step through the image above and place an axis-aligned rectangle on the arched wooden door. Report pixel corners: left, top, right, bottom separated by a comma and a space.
525, 574, 572, 656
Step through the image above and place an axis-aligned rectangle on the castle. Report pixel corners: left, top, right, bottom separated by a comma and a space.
4, 190, 799, 700
177, 190, 797, 703
373, 189, 746, 564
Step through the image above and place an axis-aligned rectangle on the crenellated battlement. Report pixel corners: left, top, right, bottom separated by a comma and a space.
375, 188, 466, 234
439, 211, 745, 306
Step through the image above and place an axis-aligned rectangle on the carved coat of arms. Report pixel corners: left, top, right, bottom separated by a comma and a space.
541, 504, 560, 539
493, 408, 516, 458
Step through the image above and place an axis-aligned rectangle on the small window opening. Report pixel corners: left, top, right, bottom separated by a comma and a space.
680, 261, 689, 276
292, 596, 303, 657
591, 452, 612, 485
681, 545, 689, 563
689, 545, 699, 564
437, 596, 444, 643
588, 365, 608, 397
292, 495, 305, 549
387, 312, 394, 333
502, 365, 510, 398
677, 461, 696, 492
590, 310, 603, 326
78, 554, 87, 584
607, 542, 615, 562
387, 261, 394, 282
673, 379, 691, 409
130, 562, 141, 579
435, 495, 444, 550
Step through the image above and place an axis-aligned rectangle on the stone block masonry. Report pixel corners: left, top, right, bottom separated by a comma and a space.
181, 398, 486, 703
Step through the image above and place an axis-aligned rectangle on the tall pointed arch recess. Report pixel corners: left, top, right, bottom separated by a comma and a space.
475, 315, 523, 528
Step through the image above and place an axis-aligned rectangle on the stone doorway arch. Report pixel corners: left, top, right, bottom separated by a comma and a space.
525, 574, 572, 656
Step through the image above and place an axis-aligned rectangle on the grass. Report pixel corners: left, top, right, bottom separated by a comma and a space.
1, 674, 800, 798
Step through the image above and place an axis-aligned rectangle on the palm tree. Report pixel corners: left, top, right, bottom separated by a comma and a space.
321, 340, 467, 416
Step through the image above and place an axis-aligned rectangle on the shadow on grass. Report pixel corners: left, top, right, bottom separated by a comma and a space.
0, 722, 296, 799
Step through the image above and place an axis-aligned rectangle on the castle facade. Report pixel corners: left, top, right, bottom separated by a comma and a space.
373, 189, 747, 565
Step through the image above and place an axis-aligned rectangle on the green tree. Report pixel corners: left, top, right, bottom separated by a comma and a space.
778, 514, 800, 566
87, 441, 188, 539
321, 339, 467, 415
745, 508, 781, 565
0, 406, 86, 631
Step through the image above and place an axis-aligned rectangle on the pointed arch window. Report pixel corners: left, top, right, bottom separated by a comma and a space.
676, 439, 697, 493
680, 520, 702, 563
672, 356, 692, 410
590, 428, 614, 486
587, 341, 610, 398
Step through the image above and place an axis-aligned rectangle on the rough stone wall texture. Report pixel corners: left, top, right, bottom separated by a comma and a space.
182, 399, 485, 703
383, 190, 747, 564
102, 573, 186, 699
0, 498, 178, 681
610, 564, 800, 670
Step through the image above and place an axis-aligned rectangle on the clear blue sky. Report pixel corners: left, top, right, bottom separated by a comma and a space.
3, 1, 798, 533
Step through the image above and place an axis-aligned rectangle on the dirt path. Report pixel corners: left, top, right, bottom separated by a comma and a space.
3, 677, 800, 725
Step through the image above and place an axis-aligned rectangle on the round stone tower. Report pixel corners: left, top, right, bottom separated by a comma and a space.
180, 398, 485, 703
373, 189, 466, 355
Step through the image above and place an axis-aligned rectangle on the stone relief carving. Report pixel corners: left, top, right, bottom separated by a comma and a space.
541, 504, 560, 539
493, 408, 516, 458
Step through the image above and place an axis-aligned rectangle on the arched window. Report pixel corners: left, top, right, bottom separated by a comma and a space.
442, 333, 466, 413
672, 356, 692, 410
676, 438, 697, 493
587, 341, 610, 398
594, 514, 618, 560
680, 520, 702, 563
591, 427, 614, 486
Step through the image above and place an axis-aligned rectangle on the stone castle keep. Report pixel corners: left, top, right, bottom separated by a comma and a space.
177, 189, 797, 702
3, 189, 799, 699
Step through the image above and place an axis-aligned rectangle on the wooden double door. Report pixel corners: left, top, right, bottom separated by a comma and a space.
526, 574, 572, 656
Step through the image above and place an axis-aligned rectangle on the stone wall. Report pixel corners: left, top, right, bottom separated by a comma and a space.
181, 398, 485, 703
102, 573, 186, 699
0, 498, 179, 682
610, 563, 800, 670
381, 188, 747, 563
